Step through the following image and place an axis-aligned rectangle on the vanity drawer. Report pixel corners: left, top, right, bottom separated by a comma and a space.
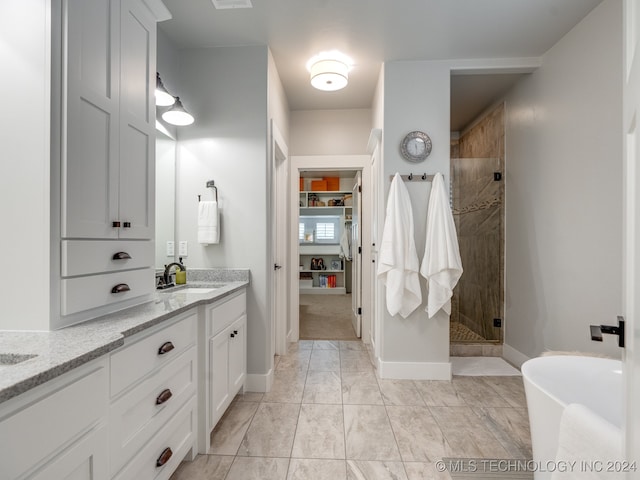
112, 397, 196, 480
110, 346, 196, 475
61, 267, 155, 315
110, 311, 197, 397
62, 240, 154, 277
207, 291, 246, 336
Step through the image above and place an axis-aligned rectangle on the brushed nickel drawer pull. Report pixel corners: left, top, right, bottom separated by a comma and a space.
111, 283, 130, 293
155, 388, 173, 405
156, 447, 172, 467
112, 251, 132, 260
158, 341, 175, 355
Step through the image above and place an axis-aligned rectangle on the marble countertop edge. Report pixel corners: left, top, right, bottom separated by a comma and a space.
0, 279, 249, 405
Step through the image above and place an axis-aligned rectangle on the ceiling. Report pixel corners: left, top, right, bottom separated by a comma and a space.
158, 0, 602, 130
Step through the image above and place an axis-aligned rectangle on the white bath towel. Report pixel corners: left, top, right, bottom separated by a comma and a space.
420, 172, 462, 318
197, 201, 219, 245
552, 403, 623, 480
377, 173, 422, 318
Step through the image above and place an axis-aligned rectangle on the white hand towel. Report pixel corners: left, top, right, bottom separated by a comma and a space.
420, 172, 462, 318
197, 201, 219, 245
377, 173, 422, 318
340, 223, 351, 260
552, 403, 623, 480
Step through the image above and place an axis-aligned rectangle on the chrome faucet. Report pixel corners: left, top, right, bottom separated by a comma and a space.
163, 262, 184, 286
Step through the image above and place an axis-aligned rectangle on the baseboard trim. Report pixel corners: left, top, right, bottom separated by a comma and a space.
503, 343, 531, 368
245, 368, 274, 393
378, 360, 451, 380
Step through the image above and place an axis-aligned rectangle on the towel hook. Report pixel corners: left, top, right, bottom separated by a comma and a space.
408, 173, 413, 181
422, 173, 427, 180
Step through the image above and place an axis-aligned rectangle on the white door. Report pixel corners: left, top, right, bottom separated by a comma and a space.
623, 0, 640, 469
352, 172, 362, 337
271, 121, 289, 356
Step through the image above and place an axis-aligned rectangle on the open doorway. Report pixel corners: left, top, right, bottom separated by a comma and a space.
288, 155, 372, 346
298, 170, 360, 340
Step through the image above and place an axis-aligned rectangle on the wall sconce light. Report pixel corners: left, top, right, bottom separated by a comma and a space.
161, 97, 195, 126
155, 73, 175, 106
306, 51, 353, 91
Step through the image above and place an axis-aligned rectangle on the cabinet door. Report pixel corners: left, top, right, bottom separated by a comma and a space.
29, 425, 109, 480
63, 0, 119, 239
209, 332, 230, 430
229, 315, 247, 395
118, 0, 155, 239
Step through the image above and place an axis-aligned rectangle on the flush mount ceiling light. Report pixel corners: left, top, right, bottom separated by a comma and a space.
211, 0, 252, 9
155, 73, 175, 106
161, 97, 194, 126
306, 51, 353, 91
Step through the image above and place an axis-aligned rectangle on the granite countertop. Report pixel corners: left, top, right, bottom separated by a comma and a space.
0, 270, 249, 404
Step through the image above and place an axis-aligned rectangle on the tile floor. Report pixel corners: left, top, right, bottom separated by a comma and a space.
170, 340, 532, 480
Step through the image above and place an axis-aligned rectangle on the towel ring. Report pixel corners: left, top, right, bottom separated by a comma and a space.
198, 180, 219, 202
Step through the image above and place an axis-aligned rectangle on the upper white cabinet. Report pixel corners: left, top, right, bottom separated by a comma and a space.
62, 0, 155, 240
54, 0, 158, 326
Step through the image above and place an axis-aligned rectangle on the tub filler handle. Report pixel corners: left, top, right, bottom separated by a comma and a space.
590, 316, 625, 348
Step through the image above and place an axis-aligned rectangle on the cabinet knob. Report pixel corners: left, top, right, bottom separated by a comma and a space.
112, 221, 121, 228
111, 283, 130, 294
155, 388, 173, 405
123, 221, 131, 228
112, 251, 132, 260
158, 341, 175, 355
156, 447, 173, 467
230, 333, 235, 338
233, 330, 238, 335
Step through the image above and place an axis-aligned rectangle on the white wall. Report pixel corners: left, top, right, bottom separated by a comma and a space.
0, 1, 51, 330
379, 60, 451, 379
176, 45, 271, 378
290, 109, 372, 155
504, 0, 623, 360
268, 49, 290, 147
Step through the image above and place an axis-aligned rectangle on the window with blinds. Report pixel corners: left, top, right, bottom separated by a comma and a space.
299, 215, 341, 244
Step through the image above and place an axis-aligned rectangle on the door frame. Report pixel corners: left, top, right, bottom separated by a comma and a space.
622, 0, 639, 468
271, 120, 289, 357
289, 155, 372, 343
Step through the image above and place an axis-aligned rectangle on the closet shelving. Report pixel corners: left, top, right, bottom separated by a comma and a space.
299, 190, 351, 294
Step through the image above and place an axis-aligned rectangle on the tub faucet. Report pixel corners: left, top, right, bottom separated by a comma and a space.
590, 316, 625, 348
163, 262, 185, 286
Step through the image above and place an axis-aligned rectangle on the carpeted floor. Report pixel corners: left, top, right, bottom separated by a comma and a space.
299, 294, 358, 340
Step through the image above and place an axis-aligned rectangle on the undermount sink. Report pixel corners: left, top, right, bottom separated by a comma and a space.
176, 287, 217, 294
0, 353, 38, 366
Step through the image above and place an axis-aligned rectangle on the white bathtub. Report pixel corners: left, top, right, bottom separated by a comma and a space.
521, 355, 622, 479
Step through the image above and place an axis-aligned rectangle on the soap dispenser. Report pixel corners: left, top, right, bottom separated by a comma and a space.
176, 257, 187, 285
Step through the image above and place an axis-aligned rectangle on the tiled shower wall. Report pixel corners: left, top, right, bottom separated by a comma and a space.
450, 103, 505, 344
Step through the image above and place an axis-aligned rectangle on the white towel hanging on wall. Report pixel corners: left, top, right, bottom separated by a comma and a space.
198, 200, 219, 245
377, 172, 422, 318
420, 172, 463, 318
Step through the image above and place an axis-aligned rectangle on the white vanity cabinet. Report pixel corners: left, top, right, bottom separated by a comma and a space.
54, 0, 157, 325
109, 310, 198, 480
0, 359, 109, 480
198, 291, 247, 452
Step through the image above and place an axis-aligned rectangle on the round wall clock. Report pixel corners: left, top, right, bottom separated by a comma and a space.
400, 131, 432, 163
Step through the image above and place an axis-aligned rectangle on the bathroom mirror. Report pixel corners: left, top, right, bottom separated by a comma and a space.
155, 130, 176, 268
